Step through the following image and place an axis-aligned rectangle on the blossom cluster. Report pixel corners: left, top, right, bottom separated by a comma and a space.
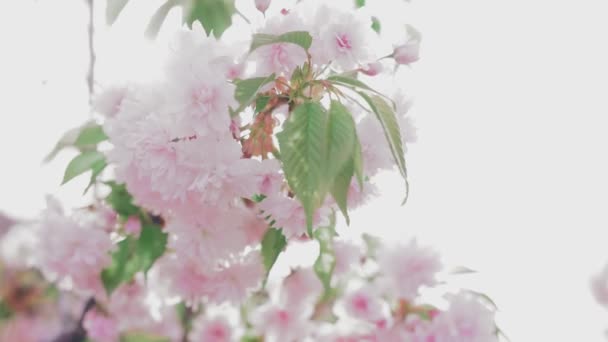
0, 1, 499, 341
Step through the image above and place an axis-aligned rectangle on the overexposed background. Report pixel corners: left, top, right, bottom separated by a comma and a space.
1, 0, 608, 341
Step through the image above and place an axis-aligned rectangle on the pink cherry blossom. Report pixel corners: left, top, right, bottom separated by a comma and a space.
252, 303, 311, 342
93, 84, 128, 118
0, 316, 59, 342
190, 316, 233, 342
255, 0, 271, 14
281, 267, 323, 309
250, 12, 307, 77
343, 287, 384, 322
377, 239, 442, 299
360, 61, 383, 76
310, 6, 375, 70
37, 198, 112, 294
430, 293, 498, 342
210, 253, 265, 304
393, 41, 420, 65
83, 310, 120, 342
356, 115, 395, 176
259, 194, 330, 238
333, 239, 361, 277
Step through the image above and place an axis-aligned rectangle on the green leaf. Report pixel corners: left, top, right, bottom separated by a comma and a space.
84, 158, 107, 194
62, 151, 106, 185
101, 224, 167, 295
325, 101, 356, 181
183, 0, 236, 38
74, 125, 108, 148
138, 224, 169, 274
106, 0, 129, 25
352, 134, 364, 188
355, 0, 366, 7
120, 332, 170, 342
145, 0, 180, 39
233, 74, 276, 116
255, 96, 271, 114
325, 101, 357, 223
261, 228, 286, 278
277, 102, 328, 237
313, 212, 336, 293
330, 159, 354, 225
371, 16, 381, 34
105, 182, 140, 218
357, 93, 409, 203
250, 31, 313, 52
44, 123, 90, 163
326, 74, 382, 95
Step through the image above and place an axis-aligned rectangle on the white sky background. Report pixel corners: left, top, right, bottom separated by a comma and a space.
1, 0, 608, 341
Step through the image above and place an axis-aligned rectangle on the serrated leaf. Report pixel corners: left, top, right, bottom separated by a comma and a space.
371, 16, 381, 34
74, 125, 108, 148
105, 182, 140, 218
250, 31, 312, 52
183, 0, 236, 38
261, 228, 286, 277
330, 159, 353, 225
325, 100, 356, 181
277, 102, 328, 237
145, 0, 179, 39
313, 212, 336, 293
357, 92, 409, 203
101, 224, 167, 295
106, 0, 129, 25
325, 101, 357, 223
233, 74, 276, 116
62, 151, 106, 185
352, 134, 364, 188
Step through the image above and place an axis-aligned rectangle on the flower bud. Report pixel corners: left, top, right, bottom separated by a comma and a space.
255, 0, 271, 14
360, 61, 383, 76
393, 41, 420, 65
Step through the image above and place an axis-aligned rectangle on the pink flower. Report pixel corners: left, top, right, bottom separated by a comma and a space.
209, 253, 265, 304
255, 0, 271, 14
356, 115, 395, 176
159, 255, 215, 304
251, 304, 311, 342
393, 42, 420, 65
93, 85, 128, 118
333, 240, 361, 277
37, 198, 112, 294
360, 61, 383, 76
343, 287, 384, 322
430, 293, 498, 342
281, 267, 323, 309
377, 239, 442, 299
259, 194, 330, 238
190, 316, 232, 342
592, 263, 608, 308
250, 13, 308, 77
0, 316, 59, 342
310, 6, 375, 70
123, 216, 141, 236
83, 310, 120, 342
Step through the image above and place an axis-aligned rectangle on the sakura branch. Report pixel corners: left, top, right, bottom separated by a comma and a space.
0, 1, 501, 341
